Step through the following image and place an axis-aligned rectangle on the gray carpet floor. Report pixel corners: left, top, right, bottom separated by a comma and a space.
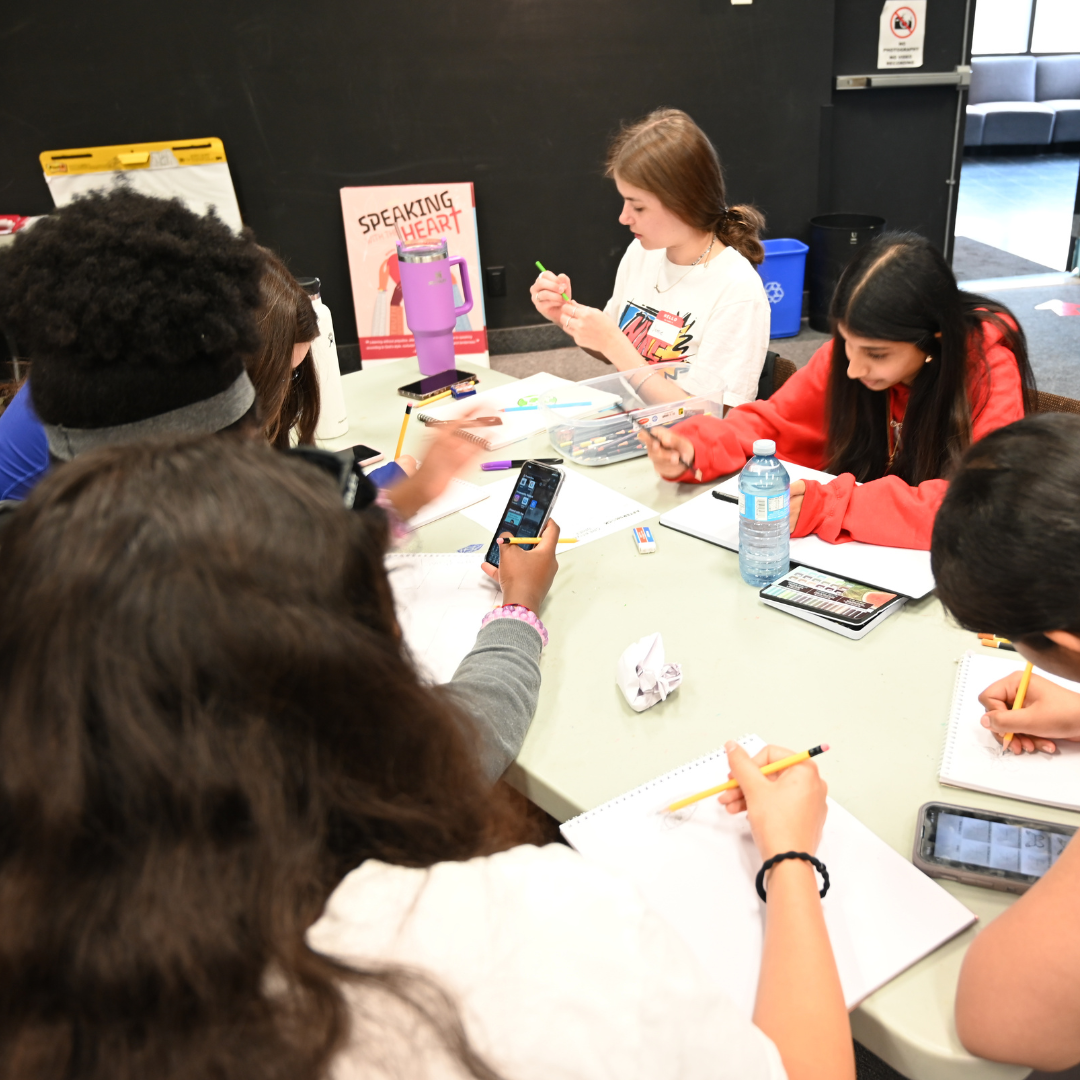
953, 235, 1056, 280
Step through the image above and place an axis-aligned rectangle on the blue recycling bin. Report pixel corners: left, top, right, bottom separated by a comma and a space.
756, 238, 808, 339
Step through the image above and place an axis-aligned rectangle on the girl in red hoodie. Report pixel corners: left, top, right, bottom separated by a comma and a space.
641, 233, 1035, 550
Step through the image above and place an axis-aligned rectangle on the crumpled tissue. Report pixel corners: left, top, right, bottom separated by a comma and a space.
616, 632, 683, 713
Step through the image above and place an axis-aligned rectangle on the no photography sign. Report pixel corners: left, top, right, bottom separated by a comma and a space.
878, 0, 926, 69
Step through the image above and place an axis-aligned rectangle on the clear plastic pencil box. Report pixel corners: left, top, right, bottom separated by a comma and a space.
540, 363, 725, 467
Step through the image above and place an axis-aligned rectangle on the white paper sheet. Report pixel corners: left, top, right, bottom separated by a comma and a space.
660, 477, 934, 598
385, 553, 501, 684
407, 478, 488, 529
461, 470, 655, 549
562, 736, 976, 1017
941, 651, 1080, 811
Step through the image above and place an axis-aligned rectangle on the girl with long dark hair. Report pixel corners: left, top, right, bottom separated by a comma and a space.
642, 232, 1035, 549
247, 246, 322, 448
530, 108, 770, 407
0, 437, 853, 1080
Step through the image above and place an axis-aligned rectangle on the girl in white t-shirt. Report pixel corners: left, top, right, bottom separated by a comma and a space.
0, 439, 854, 1080
532, 108, 771, 406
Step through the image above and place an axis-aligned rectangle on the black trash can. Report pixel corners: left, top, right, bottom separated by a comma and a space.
807, 214, 886, 332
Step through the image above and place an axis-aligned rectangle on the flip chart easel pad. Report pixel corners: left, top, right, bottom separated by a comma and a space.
461, 470, 655, 548
562, 735, 975, 1017
941, 651, 1080, 811
385, 552, 501, 684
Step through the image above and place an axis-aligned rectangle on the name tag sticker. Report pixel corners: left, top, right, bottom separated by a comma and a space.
647, 310, 682, 347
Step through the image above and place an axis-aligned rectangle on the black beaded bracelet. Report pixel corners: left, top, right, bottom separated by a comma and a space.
755, 851, 830, 902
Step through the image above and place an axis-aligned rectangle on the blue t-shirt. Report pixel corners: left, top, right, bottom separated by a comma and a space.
0, 382, 49, 500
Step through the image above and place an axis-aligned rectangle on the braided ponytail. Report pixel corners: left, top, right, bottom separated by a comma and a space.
605, 108, 766, 265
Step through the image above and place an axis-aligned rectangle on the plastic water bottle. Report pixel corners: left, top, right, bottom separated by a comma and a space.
738, 439, 790, 586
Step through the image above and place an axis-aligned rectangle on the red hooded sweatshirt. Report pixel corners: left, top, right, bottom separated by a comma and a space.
669, 319, 1024, 549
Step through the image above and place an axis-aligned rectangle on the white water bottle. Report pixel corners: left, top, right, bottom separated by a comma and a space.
302, 277, 349, 440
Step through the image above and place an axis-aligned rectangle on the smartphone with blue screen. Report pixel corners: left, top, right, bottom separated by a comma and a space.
484, 460, 564, 568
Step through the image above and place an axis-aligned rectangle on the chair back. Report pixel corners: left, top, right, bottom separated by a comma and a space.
1035, 389, 1080, 416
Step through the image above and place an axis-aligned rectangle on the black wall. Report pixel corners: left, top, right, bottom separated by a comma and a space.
0, 0, 835, 344
823, 0, 971, 256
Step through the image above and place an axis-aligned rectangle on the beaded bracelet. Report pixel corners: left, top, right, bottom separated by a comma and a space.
755, 851, 830, 902
480, 604, 549, 648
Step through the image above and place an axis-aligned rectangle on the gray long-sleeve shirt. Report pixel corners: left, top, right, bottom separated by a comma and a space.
445, 617, 543, 783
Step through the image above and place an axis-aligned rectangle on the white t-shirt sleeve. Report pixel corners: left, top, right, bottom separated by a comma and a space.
314, 844, 786, 1080
685, 295, 772, 406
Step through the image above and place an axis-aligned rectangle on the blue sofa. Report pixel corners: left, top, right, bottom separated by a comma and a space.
966, 55, 1080, 146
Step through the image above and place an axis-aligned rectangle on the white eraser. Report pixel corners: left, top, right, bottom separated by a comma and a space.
632, 525, 657, 553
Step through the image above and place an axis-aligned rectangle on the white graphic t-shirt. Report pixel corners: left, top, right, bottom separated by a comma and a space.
603, 240, 771, 407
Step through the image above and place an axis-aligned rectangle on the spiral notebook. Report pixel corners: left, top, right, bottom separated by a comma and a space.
416, 372, 621, 451
940, 651, 1080, 811
561, 736, 975, 1018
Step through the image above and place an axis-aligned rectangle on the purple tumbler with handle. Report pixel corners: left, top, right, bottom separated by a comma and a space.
396, 238, 474, 376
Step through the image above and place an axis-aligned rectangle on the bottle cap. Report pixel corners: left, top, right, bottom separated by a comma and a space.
753, 439, 776, 457
296, 276, 321, 297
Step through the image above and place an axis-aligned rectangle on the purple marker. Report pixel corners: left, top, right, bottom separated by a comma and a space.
481, 458, 564, 471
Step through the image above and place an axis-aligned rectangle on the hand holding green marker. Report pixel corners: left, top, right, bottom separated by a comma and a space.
535, 261, 570, 302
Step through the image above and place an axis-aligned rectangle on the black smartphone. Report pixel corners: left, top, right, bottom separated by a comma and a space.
349, 444, 384, 467
484, 461, 565, 568
912, 801, 1076, 894
398, 369, 479, 400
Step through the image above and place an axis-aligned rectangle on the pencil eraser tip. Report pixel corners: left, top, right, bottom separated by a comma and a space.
820, 743, 830, 753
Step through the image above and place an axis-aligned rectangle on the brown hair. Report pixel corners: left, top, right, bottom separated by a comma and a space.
605, 108, 765, 265
0, 436, 537, 1080
247, 248, 321, 449
824, 232, 1034, 486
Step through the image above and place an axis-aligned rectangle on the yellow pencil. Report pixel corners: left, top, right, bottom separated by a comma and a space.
394, 403, 412, 460
1001, 661, 1034, 754
666, 744, 830, 812
502, 537, 578, 544
423, 388, 454, 404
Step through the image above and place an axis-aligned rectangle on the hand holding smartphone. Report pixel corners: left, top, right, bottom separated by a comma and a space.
480, 461, 564, 613
484, 461, 564, 567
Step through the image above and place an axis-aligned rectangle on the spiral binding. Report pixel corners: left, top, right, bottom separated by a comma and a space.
563, 735, 763, 829
938, 652, 973, 782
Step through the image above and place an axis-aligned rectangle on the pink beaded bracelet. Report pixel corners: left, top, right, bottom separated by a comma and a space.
481, 604, 549, 647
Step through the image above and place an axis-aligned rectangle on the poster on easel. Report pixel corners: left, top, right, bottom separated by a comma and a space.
340, 182, 489, 367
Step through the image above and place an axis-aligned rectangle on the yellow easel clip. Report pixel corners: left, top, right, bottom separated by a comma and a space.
116, 152, 150, 166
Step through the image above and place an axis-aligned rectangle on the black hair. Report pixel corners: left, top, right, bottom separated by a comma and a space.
0, 189, 266, 427
825, 232, 1036, 486
932, 413, 1080, 647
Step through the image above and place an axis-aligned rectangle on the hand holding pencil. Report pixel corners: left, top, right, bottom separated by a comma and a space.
718, 742, 829, 862
979, 665, 1080, 755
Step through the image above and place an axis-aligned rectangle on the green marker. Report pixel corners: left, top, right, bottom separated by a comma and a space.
535, 261, 570, 302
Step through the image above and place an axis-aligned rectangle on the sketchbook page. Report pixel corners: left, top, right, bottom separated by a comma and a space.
940, 651, 1080, 811
385, 553, 501, 684
713, 459, 839, 500
416, 373, 622, 451
562, 736, 975, 1018
460, 470, 655, 549
406, 478, 488, 529
659, 488, 934, 598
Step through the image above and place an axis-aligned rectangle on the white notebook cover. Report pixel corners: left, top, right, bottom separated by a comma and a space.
660, 459, 935, 599
416, 372, 621, 451
562, 736, 975, 1018
940, 651, 1080, 811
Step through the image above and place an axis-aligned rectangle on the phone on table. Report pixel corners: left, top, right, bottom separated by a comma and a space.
349, 444, 384, 467
398, 369, 479, 401
913, 801, 1076, 894
484, 460, 564, 569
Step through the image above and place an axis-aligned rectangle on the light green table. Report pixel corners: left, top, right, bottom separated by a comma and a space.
325, 358, 1074, 1080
